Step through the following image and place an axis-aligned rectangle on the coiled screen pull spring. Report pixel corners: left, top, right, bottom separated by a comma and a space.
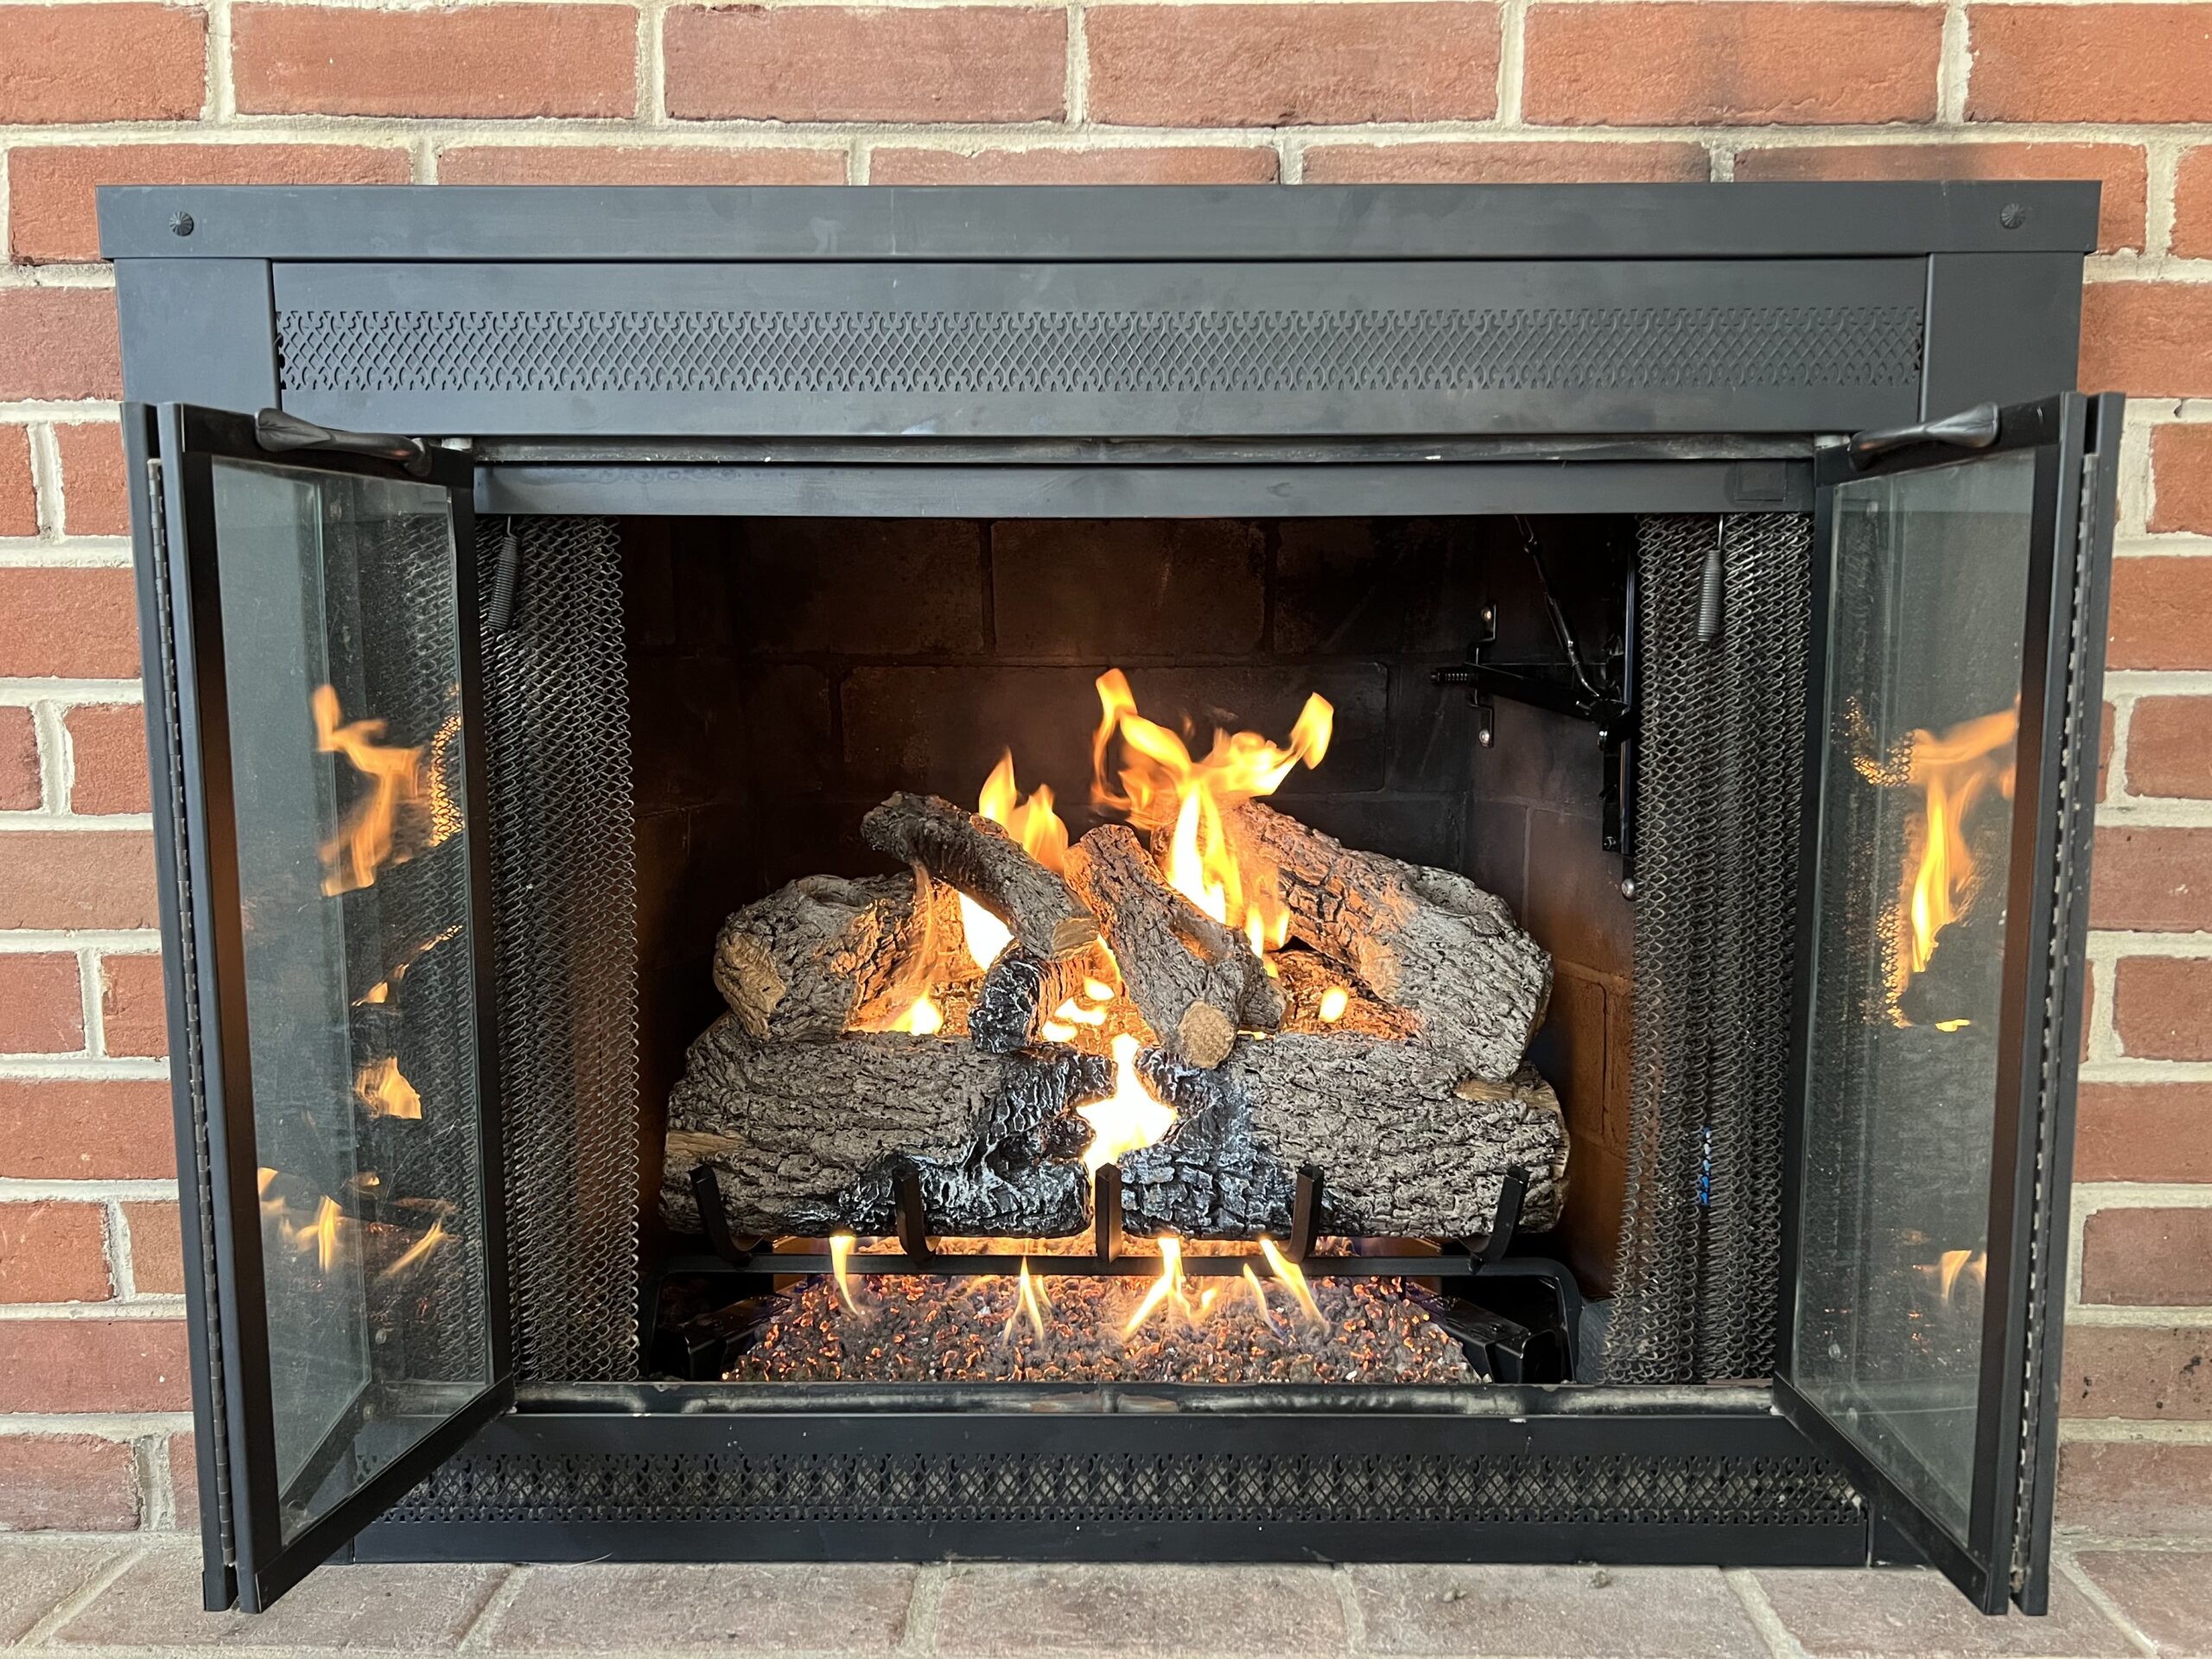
1697, 523, 1726, 644
487, 516, 522, 632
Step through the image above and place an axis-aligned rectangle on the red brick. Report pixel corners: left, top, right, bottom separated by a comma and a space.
2127, 697, 2212, 799
2067, 1325, 2212, 1419
0, 832, 157, 930
51, 423, 129, 538
2099, 700, 2117, 804
1523, 3, 1941, 126
667, 5, 1065, 123
1733, 142, 2147, 254
168, 1430, 197, 1529
0, 706, 37, 811
234, 3, 636, 118
2077, 1083, 2212, 1183
0, 289, 121, 402
120, 1202, 182, 1296
2094, 827, 2212, 931
438, 145, 847, 187
0, 1202, 110, 1303
2081, 1206, 2212, 1306
0, 425, 34, 537
0, 955, 84, 1054
0, 1435, 137, 1530
8, 143, 410, 266
65, 704, 149, 816
0, 1319, 188, 1411
2172, 147, 2212, 259
2149, 425, 2212, 535
99, 954, 167, 1060
0, 1079, 173, 1181
1302, 139, 1708, 185
2082, 283, 2212, 400
1969, 4, 2212, 124
2115, 957, 2212, 1060
871, 145, 1280, 185
2109, 558, 2212, 671
0, 5, 206, 124
1087, 3, 1497, 126
2061, 1440, 2212, 1535
0, 569, 138, 679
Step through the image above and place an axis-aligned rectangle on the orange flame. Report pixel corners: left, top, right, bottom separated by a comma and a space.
298, 1195, 342, 1274
1258, 1236, 1326, 1330
888, 995, 944, 1035
830, 1233, 865, 1318
1077, 1033, 1177, 1173
1937, 1247, 1986, 1305
312, 685, 429, 897
1090, 671, 1332, 953
960, 753, 1071, 970
378, 1220, 448, 1283
353, 1056, 423, 1121
1123, 1235, 1184, 1334
1318, 986, 1350, 1024
1002, 1257, 1051, 1343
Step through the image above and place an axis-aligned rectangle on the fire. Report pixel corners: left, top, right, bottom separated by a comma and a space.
1318, 986, 1349, 1024
1937, 1247, 1986, 1305
312, 685, 429, 897
355, 925, 462, 1007
1243, 1262, 1285, 1336
830, 1232, 865, 1318
889, 995, 944, 1035
1077, 1033, 1177, 1173
353, 1055, 423, 1120
1090, 671, 1332, 954
961, 753, 1071, 969
1258, 1236, 1325, 1329
1866, 703, 2019, 1011
378, 1220, 447, 1282
1002, 1257, 1050, 1342
298, 1195, 342, 1274
1123, 1235, 1185, 1333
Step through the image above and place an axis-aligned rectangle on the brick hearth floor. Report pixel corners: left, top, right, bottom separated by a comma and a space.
0, 1536, 2206, 1656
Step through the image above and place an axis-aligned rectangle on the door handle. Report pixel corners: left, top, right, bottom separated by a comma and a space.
1847, 403, 2002, 469
254, 408, 432, 477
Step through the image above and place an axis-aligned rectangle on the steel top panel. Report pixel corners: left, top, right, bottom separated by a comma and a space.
99, 181, 2101, 263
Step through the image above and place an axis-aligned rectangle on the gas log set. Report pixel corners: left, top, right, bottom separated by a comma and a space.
657, 672, 1570, 1383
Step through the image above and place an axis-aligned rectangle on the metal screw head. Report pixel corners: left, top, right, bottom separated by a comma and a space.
1999, 202, 2026, 231
1476, 727, 1494, 749
1618, 877, 1638, 900
169, 211, 194, 237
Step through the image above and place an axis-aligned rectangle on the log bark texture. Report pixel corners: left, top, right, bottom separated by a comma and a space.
967, 942, 1136, 1055
711, 873, 965, 1043
862, 792, 1098, 960
1224, 802, 1550, 1077
1064, 824, 1282, 1067
663, 1016, 1105, 1237
1121, 1033, 1567, 1238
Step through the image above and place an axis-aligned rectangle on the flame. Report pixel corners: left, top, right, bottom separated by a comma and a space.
256, 1166, 277, 1196
299, 1196, 342, 1274
1083, 978, 1115, 1004
889, 995, 944, 1035
353, 1055, 423, 1121
1258, 1236, 1325, 1329
1242, 1262, 1285, 1336
1866, 703, 2019, 1011
378, 1220, 447, 1282
355, 925, 462, 1008
960, 753, 1071, 969
1123, 1236, 1184, 1333
1077, 1033, 1177, 1173
1090, 671, 1331, 953
1002, 1258, 1050, 1343
1937, 1247, 1986, 1305
830, 1233, 865, 1318
1318, 986, 1350, 1024
312, 685, 429, 897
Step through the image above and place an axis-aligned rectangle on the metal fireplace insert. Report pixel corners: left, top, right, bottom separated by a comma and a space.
101, 182, 2116, 1617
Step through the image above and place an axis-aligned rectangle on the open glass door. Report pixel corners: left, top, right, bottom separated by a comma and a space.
1780, 394, 2120, 1613
136, 404, 509, 1611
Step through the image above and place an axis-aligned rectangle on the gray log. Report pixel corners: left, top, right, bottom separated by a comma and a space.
711, 873, 967, 1044
1224, 802, 1551, 1078
663, 1016, 1103, 1237
862, 792, 1098, 960
1064, 823, 1282, 1068
1122, 1033, 1567, 1238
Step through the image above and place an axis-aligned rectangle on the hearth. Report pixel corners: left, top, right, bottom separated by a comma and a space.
104, 183, 2114, 1618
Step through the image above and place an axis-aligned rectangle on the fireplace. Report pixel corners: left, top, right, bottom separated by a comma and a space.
103, 182, 2115, 1618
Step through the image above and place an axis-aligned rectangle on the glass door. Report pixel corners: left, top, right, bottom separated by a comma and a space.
139, 404, 509, 1611
1780, 394, 2120, 1613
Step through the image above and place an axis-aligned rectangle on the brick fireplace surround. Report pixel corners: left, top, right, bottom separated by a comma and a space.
3, 0, 2211, 1636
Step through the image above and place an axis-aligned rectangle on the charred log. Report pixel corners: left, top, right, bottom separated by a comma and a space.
1121, 1033, 1567, 1238
663, 1017, 1106, 1237
1064, 824, 1283, 1067
711, 872, 969, 1043
861, 792, 1098, 960
968, 942, 1139, 1056
1224, 802, 1550, 1077
1269, 948, 1417, 1042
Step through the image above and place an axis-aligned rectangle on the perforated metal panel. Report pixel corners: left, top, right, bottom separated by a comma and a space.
1606, 513, 1813, 1384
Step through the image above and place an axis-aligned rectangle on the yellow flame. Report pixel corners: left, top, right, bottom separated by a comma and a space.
1041, 1018, 1078, 1042
256, 1166, 277, 1196
353, 1055, 423, 1121
830, 1233, 865, 1318
1002, 1258, 1050, 1342
1937, 1247, 1986, 1305
354, 925, 461, 1008
1258, 1236, 1325, 1329
960, 753, 1072, 970
890, 995, 944, 1035
1936, 1018, 1973, 1033
1318, 986, 1350, 1024
312, 684, 428, 897
1083, 978, 1115, 1003
1242, 1262, 1284, 1334
1090, 670, 1331, 955
378, 1220, 447, 1282
1052, 996, 1105, 1028
1123, 1236, 1183, 1334
300, 1196, 342, 1274
1077, 1033, 1177, 1173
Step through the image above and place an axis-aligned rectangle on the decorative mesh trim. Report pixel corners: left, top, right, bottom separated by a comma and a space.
277, 306, 1923, 396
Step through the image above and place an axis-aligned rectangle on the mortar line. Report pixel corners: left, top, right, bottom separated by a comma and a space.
454, 1565, 531, 1651
13, 1541, 147, 1649
1724, 1567, 1808, 1659
2054, 1550, 2163, 1656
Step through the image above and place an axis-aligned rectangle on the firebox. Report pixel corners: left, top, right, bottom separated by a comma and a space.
102, 182, 2114, 1618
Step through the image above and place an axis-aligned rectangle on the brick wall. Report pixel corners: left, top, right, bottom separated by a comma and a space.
3, 0, 2209, 1541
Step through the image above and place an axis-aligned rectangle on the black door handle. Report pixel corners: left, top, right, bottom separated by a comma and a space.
254, 407, 432, 477
1847, 402, 2002, 469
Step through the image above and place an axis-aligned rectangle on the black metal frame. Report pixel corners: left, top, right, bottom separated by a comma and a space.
137, 403, 516, 1610
99, 183, 2111, 1611
1775, 393, 2120, 1614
